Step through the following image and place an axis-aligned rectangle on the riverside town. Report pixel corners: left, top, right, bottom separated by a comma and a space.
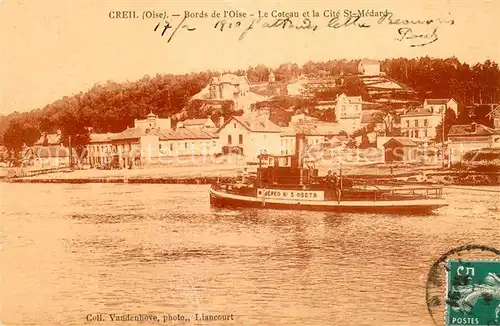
2, 58, 499, 191
2, 2, 500, 326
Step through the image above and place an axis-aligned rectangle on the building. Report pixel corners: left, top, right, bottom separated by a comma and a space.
286, 79, 306, 96
383, 137, 419, 163
268, 70, 275, 83
423, 98, 458, 117
217, 114, 282, 160
400, 107, 442, 142
448, 122, 500, 160
176, 117, 216, 129
35, 131, 62, 146
281, 118, 344, 155
486, 105, 500, 129
86, 133, 118, 167
21, 146, 74, 169
333, 93, 363, 133
110, 127, 159, 168
358, 59, 381, 76
159, 125, 219, 158
134, 111, 172, 130
207, 74, 251, 111
190, 73, 268, 113
360, 109, 384, 132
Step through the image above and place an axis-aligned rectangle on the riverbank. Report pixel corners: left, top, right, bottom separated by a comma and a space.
4, 162, 499, 186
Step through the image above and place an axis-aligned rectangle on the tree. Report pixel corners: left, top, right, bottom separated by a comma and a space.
3, 121, 26, 165
435, 108, 457, 142
373, 105, 399, 136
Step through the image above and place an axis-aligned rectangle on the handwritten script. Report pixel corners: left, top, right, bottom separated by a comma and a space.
153, 11, 454, 47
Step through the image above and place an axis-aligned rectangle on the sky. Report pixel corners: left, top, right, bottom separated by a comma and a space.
1, 0, 499, 115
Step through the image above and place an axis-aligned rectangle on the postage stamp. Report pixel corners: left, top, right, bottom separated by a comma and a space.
446, 260, 500, 326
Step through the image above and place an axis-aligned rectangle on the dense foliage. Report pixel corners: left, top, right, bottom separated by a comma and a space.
1, 57, 499, 155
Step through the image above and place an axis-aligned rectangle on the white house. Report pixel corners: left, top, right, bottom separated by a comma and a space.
159, 126, 219, 158
217, 114, 282, 160
400, 107, 442, 142
423, 98, 458, 117
334, 93, 363, 133
358, 59, 381, 76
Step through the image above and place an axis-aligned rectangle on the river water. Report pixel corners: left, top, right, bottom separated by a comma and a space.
0, 183, 498, 326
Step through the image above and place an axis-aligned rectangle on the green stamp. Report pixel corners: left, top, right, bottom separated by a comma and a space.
446, 260, 500, 326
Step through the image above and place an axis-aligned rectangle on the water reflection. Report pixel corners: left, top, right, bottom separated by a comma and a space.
1, 183, 498, 326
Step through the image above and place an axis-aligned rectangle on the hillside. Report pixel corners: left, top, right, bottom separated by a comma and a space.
2, 57, 499, 151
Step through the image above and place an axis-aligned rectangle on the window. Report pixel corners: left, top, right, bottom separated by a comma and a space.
185, 142, 188, 149
406, 120, 410, 128
233, 123, 237, 129
424, 119, 428, 127
238, 134, 243, 145
414, 120, 419, 127
415, 130, 419, 138
159, 144, 162, 149
170, 143, 173, 151
228, 135, 232, 145
342, 105, 346, 112
212, 141, 216, 147
410, 130, 414, 138
424, 129, 428, 137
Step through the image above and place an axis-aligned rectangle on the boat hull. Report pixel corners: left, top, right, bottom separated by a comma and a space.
209, 187, 448, 214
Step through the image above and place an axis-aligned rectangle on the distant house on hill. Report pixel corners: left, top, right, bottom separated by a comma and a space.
400, 106, 443, 142
190, 73, 268, 113
423, 98, 458, 117
358, 59, 380, 76
333, 93, 364, 133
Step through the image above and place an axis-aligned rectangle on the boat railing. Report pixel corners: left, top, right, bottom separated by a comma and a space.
378, 187, 444, 199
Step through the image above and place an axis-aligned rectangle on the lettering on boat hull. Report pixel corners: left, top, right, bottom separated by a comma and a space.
257, 189, 325, 201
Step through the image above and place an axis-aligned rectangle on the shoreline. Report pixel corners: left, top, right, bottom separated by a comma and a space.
4, 170, 499, 186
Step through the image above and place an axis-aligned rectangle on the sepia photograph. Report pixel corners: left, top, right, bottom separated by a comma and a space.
1, 0, 499, 325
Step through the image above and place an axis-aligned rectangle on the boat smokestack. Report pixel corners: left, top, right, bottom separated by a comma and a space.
295, 133, 305, 169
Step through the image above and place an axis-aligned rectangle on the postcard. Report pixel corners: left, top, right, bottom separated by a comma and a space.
1, 0, 499, 325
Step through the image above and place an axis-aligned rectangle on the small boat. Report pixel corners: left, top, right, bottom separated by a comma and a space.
209, 135, 448, 214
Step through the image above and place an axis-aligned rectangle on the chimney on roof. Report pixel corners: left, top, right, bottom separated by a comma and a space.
471, 122, 477, 133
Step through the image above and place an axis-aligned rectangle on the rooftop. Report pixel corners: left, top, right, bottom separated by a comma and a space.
359, 59, 380, 65
448, 123, 498, 137
211, 74, 250, 85
401, 107, 437, 117
34, 133, 61, 146
89, 133, 119, 143
424, 99, 452, 105
222, 115, 282, 133
383, 137, 418, 147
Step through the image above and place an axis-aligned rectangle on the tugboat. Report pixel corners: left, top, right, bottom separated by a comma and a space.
210, 134, 448, 214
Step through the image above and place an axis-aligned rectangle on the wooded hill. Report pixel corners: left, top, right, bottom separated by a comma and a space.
1, 57, 499, 155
